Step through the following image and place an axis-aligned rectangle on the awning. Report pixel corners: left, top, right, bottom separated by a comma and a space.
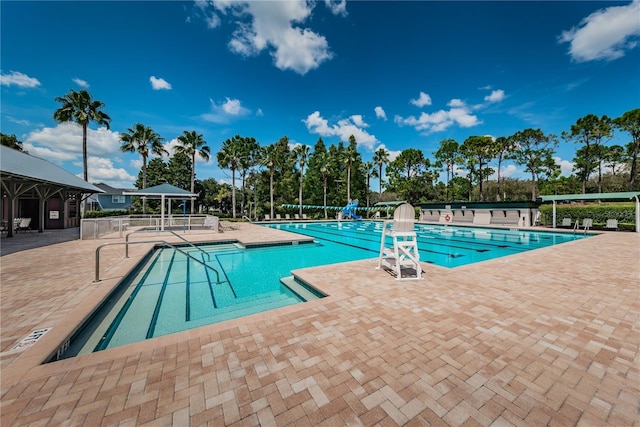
539, 192, 640, 232
123, 184, 196, 231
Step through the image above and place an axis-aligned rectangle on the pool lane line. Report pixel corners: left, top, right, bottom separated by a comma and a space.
94, 249, 165, 352
146, 250, 177, 339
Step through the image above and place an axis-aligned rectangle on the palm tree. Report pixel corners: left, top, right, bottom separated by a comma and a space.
259, 144, 279, 220
364, 161, 378, 208
319, 152, 330, 219
120, 123, 167, 214
53, 89, 111, 214
373, 147, 389, 199
175, 131, 210, 214
217, 136, 242, 218
293, 144, 310, 216
343, 137, 359, 202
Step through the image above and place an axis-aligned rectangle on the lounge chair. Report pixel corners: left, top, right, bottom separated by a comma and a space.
561, 218, 572, 227
302, 214, 308, 220
294, 214, 300, 220
604, 219, 618, 230
581, 218, 593, 230
16, 217, 31, 232
285, 214, 291, 220
264, 214, 271, 221
275, 214, 282, 220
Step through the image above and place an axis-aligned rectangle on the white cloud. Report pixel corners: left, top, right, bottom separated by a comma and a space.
201, 0, 343, 74
324, 0, 347, 16
374, 106, 387, 120
558, 0, 640, 62
303, 111, 379, 150
0, 70, 40, 88
410, 91, 432, 108
484, 89, 505, 102
201, 97, 250, 123
488, 164, 519, 180
86, 157, 136, 185
150, 76, 172, 90
554, 156, 574, 176
73, 78, 89, 88
395, 101, 480, 134
24, 122, 121, 159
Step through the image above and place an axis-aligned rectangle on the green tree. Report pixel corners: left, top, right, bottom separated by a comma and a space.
494, 136, 516, 201
133, 157, 168, 213
562, 114, 613, 193
459, 136, 494, 201
433, 139, 459, 201
167, 151, 192, 191
343, 136, 359, 202
53, 89, 111, 214
386, 148, 432, 204
1, 133, 23, 151
120, 123, 167, 214
175, 131, 210, 213
372, 146, 390, 198
510, 128, 558, 201
292, 144, 310, 216
613, 108, 640, 190
363, 161, 378, 208
604, 145, 626, 176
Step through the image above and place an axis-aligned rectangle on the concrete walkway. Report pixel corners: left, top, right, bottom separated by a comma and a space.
0, 223, 638, 426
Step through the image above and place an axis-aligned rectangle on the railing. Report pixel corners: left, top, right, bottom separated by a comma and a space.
94, 240, 220, 283
242, 215, 253, 223
125, 229, 210, 260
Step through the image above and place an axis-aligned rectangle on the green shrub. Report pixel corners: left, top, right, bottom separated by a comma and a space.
539, 203, 636, 228
83, 210, 129, 218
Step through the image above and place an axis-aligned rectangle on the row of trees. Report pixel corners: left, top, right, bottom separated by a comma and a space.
2, 88, 638, 218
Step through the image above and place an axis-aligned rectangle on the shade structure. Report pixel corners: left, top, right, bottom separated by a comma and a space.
539, 191, 640, 232
123, 183, 197, 231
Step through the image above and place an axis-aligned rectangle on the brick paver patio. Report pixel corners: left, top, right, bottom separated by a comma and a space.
1, 223, 638, 426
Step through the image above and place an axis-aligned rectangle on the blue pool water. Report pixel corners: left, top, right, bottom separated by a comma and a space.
60, 221, 590, 357
266, 221, 590, 268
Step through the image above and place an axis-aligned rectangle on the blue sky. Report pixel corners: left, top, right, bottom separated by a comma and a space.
1, 1, 639, 190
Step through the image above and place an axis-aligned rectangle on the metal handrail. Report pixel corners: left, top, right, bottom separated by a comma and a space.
242, 215, 253, 223
125, 229, 210, 260
94, 240, 220, 283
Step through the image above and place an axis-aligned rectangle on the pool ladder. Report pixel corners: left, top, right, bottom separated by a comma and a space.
124, 229, 210, 260
94, 239, 221, 283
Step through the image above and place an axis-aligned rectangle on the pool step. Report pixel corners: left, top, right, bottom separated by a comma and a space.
279, 276, 322, 301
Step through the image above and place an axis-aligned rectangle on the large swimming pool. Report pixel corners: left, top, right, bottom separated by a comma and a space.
56, 221, 590, 358
265, 221, 590, 268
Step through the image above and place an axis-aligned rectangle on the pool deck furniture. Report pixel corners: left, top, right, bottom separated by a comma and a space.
605, 219, 619, 230
1, 225, 638, 426
378, 203, 422, 280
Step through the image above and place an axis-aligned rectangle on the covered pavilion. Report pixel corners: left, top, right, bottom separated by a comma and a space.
539, 191, 640, 232
1, 145, 104, 237
123, 183, 196, 231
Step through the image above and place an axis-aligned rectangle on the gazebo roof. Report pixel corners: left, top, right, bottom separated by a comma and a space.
123, 183, 196, 198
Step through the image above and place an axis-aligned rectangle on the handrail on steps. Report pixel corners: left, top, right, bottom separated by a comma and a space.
242, 215, 253, 223
94, 240, 220, 283
125, 229, 210, 260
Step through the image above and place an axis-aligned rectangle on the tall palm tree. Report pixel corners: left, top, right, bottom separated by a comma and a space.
343, 138, 359, 202
53, 89, 111, 214
175, 131, 210, 214
364, 161, 378, 208
373, 147, 389, 198
259, 144, 279, 220
319, 152, 330, 219
217, 136, 242, 218
120, 123, 167, 214
293, 144, 310, 216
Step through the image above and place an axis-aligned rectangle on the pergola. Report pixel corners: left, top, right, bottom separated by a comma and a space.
1, 145, 104, 237
539, 191, 640, 232
123, 183, 196, 231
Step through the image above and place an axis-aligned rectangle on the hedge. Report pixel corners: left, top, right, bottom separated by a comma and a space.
539, 203, 636, 230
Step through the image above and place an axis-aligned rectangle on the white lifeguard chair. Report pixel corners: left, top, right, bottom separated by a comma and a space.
377, 203, 422, 280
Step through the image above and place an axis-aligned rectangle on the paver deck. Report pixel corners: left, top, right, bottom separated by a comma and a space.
1, 223, 638, 426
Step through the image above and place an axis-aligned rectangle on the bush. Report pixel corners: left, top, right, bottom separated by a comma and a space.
83, 210, 130, 218
539, 203, 636, 229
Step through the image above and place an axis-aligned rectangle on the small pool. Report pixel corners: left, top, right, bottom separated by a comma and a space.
55, 221, 591, 359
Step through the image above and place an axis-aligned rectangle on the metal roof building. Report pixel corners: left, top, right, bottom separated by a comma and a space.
1, 145, 104, 237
